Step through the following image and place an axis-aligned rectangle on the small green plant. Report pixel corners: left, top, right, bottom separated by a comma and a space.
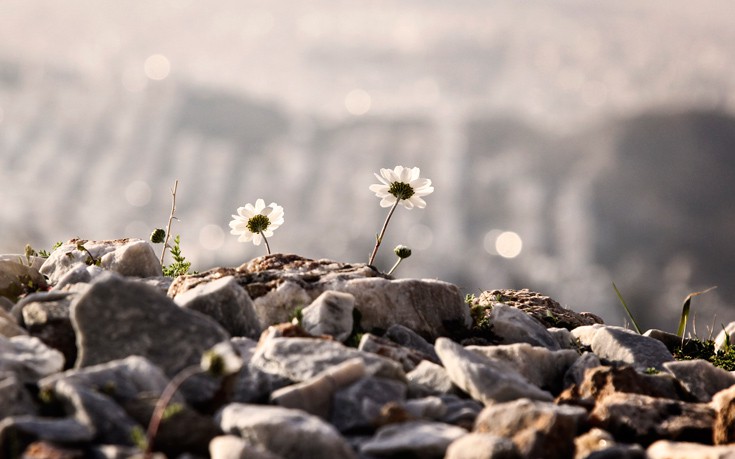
76, 242, 101, 266
674, 338, 735, 371
367, 166, 434, 268
644, 367, 659, 375
289, 305, 304, 325
161, 235, 192, 278
675, 286, 716, 338
611, 282, 642, 334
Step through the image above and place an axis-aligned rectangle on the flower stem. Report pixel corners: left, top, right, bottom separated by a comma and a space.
261, 233, 271, 255
144, 364, 202, 458
387, 257, 402, 276
160, 180, 179, 266
368, 200, 400, 266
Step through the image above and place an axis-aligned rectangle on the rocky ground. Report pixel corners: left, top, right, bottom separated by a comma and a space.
2, 238, 735, 458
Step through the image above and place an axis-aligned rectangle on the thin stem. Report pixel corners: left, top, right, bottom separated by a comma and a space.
261, 233, 271, 255
368, 199, 400, 266
144, 364, 202, 458
387, 257, 403, 276
160, 180, 179, 266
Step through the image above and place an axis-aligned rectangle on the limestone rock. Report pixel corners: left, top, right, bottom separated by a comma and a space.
484, 304, 561, 349
467, 342, 579, 394
359, 333, 434, 372
300, 290, 354, 342
71, 272, 229, 377
169, 254, 471, 340
0, 371, 37, 418
435, 337, 553, 404
209, 435, 283, 459
0, 307, 26, 338
406, 359, 459, 397
572, 325, 674, 371
590, 392, 714, 445
445, 433, 521, 459
330, 376, 407, 432
664, 359, 735, 402
173, 275, 261, 338
0, 335, 64, 382
359, 420, 467, 459
712, 384, 735, 445
251, 336, 405, 382
0, 416, 94, 451
468, 288, 603, 330
474, 398, 587, 459
384, 324, 440, 362
216, 403, 356, 459
271, 358, 366, 418
0, 259, 47, 302
574, 365, 690, 403
40, 238, 162, 284
648, 440, 735, 459
575, 428, 646, 459
19, 293, 77, 369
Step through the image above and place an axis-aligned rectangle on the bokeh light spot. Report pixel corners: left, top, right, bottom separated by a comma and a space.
144, 54, 171, 81
495, 231, 523, 258
125, 180, 151, 207
345, 89, 372, 116
199, 224, 225, 250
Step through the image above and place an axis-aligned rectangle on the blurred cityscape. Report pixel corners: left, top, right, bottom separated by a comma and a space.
2, 1, 735, 330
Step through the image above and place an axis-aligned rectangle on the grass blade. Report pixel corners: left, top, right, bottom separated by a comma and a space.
676, 286, 717, 338
612, 282, 642, 334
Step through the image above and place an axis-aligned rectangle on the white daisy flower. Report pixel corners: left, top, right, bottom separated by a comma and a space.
229, 198, 284, 254
369, 166, 434, 209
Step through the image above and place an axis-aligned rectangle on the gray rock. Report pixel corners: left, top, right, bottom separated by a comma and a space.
40, 238, 162, 284
548, 326, 577, 349
647, 440, 735, 459
438, 394, 484, 429
643, 328, 686, 353
251, 336, 405, 382
445, 433, 521, 459
174, 275, 261, 338
575, 428, 647, 459
572, 325, 674, 371
359, 420, 467, 458
0, 307, 25, 338
563, 351, 602, 388
51, 264, 95, 291
664, 359, 735, 402
331, 376, 407, 432
0, 259, 47, 302
210, 435, 283, 459
487, 304, 560, 349
0, 296, 14, 313
475, 398, 587, 459
71, 272, 229, 377
301, 290, 354, 342
406, 360, 458, 397
271, 358, 366, 418
217, 403, 357, 459
0, 335, 64, 382
20, 294, 76, 369
0, 416, 94, 447
359, 333, 433, 372
467, 343, 579, 394
435, 337, 553, 404
0, 371, 37, 418
402, 396, 447, 420
385, 324, 440, 362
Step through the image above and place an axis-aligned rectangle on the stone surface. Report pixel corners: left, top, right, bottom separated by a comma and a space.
252, 336, 406, 382
570, 364, 690, 403
406, 359, 458, 397
715, 322, 735, 352
435, 337, 553, 404
40, 238, 162, 283
71, 272, 229, 376
271, 357, 366, 418
664, 359, 735, 402
469, 288, 604, 330
384, 324, 440, 362
445, 433, 521, 459
0, 335, 64, 382
359, 333, 433, 372
712, 384, 735, 445
173, 275, 261, 338
0, 416, 94, 451
575, 428, 646, 459
647, 440, 735, 459
300, 290, 354, 342
209, 435, 283, 459
0, 307, 26, 338
467, 342, 579, 394
590, 392, 715, 445
0, 259, 47, 302
359, 420, 467, 459
169, 254, 471, 340
19, 294, 76, 369
572, 325, 674, 371
0, 371, 37, 418
475, 398, 587, 459
217, 403, 357, 459
485, 304, 561, 349
330, 376, 407, 432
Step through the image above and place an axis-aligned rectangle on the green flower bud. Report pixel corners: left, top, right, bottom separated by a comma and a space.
150, 228, 166, 244
394, 245, 412, 259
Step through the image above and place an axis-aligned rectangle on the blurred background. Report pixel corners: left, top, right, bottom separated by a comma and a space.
1, 0, 734, 331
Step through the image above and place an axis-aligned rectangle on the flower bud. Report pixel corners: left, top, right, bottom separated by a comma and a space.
150, 228, 166, 244
394, 245, 412, 259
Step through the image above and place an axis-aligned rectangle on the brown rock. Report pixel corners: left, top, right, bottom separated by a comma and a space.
590, 392, 714, 445
469, 288, 603, 331
712, 384, 735, 445
578, 365, 691, 402
22, 441, 84, 459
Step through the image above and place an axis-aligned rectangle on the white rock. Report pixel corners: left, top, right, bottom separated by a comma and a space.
487, 304, 559, 349
360, 420, 467, 458
300, 290, 354, 342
